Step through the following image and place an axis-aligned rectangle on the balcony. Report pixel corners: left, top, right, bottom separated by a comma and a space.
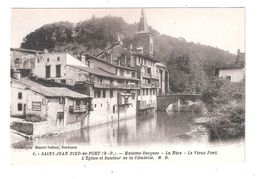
141, 72, 160, 80
93, 82, 140, 89
69, 104, 93, 113
142, 72, 151, 78
141, 82, 159, 88
93, 82, 112, 89
115, 83, 139, 89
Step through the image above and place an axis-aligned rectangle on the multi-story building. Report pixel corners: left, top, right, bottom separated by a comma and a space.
10, 9, 170, 136
10, 48, 43, 78
11, 76, 92, 136
131, 9, 169, 109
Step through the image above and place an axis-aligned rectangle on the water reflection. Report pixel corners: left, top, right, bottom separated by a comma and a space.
12, 111, 204, 148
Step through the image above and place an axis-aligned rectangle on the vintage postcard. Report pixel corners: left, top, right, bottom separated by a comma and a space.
10, 8, 245, 165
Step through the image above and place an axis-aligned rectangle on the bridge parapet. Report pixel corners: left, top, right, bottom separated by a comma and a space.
157, 94, 202, 111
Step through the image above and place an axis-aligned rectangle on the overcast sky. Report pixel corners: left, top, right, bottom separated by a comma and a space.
11, 8, 245, 54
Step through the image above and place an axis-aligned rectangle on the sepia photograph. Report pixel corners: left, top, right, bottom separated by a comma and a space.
10, 7, 245, 164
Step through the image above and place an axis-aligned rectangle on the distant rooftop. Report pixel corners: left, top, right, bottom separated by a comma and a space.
10, 48, 44, 54
218, 49, 245, 70
68, 65, 140, 81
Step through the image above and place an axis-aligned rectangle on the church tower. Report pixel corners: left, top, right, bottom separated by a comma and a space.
133, 9, 154, 56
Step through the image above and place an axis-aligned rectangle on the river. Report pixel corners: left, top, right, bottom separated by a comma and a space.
12, 111, 212, 148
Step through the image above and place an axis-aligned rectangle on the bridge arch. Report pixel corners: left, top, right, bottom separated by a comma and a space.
157, 94, 202, 112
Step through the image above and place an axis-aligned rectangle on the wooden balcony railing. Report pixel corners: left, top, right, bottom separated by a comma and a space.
69, 104, 93, 113
93, 82, 140, 89
140, 82, 159, 88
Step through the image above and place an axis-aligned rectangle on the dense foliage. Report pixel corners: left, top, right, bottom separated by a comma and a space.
202, 79, 245, 140
21, 16, 236, 92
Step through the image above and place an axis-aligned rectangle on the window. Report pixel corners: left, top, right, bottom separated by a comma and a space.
132, 72, 135, 78
76, 100, 80, 106
60, 79, 66, 84
57, 57, 60, 61
17, 103, 23, 111
47, 58, 50, 62
32, 102, 41, 111
99, 77, 103, 83
110, 90, 113, 98
120, 69, 124, 76
131, 93, 135, 100
103, 90, 106, 98
94, 104, 97, 108
142, 89, 145, 96
113, 105, 116, 113
56, 65, 61, 77
226, 76, 231, 81
101, 103, 102, 107
147, 68, 151, 74
18, 92, 22, 99
137, 90, 140, 96
59, 97, 65, 104
94, 90, 101, 98
37, 58, 40, 63
87, 60, 90, 67
45, 65, 51, 78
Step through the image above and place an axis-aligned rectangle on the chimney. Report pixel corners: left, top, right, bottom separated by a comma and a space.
81, 54, 86, 63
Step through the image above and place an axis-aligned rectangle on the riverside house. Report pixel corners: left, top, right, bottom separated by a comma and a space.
11, 77, 92, 137
216, 49, 245, 82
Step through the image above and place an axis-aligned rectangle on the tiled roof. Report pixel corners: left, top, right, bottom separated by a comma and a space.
155, 62, 167, 69
218, 62, 245, 70
84, 52, 136, 71
12, 78, 90, 99
68, 65, 140, 81
10, 48, 44, 54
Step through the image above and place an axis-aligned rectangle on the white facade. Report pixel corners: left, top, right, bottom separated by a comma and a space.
219, 68, 245, 82
89, 89, 137, 127
11, 79, 90, 128
34, 53, 88, 85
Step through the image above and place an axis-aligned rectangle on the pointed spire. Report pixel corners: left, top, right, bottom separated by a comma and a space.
138, 9, 149, 33
117, 33, 123, 45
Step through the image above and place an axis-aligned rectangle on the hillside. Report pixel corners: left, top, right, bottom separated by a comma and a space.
20, 16, 237, 93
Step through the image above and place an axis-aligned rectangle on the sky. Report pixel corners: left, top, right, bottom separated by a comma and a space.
11, 8, 245, 54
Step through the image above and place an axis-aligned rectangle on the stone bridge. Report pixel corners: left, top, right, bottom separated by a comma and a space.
157, 94, 202, 111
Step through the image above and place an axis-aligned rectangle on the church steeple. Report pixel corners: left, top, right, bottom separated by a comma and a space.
133, 9, 153, 56
138, 9, 149, 33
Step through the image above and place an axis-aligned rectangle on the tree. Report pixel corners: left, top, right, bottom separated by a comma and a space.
167, 53, 208, 93
21, 21, 74, 51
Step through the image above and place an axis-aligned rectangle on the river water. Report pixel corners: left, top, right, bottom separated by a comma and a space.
12, 111, 211, 148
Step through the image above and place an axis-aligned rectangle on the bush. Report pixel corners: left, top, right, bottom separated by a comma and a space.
25, 114, 46, 123
202, 78, 245, 140
11, 122, 33, 135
